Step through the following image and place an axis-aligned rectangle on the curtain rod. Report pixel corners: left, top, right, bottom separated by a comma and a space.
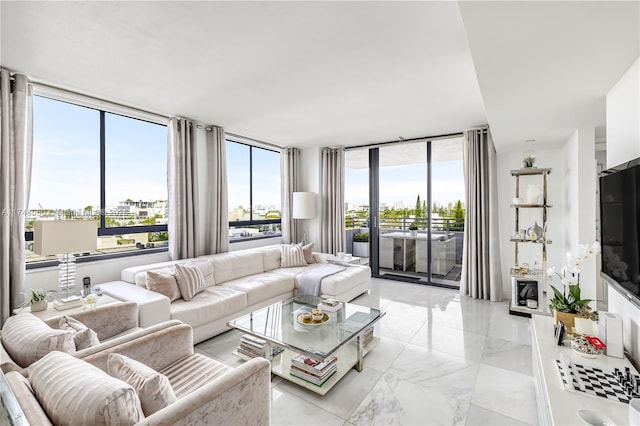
344, 131, 465, 151
225, 131, 283, 150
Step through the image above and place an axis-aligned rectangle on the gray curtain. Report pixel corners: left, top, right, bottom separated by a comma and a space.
320, 147, 345, 254
168, 118, 199, 260
203, 126, 229, 254
280, 147, 300, 244
0, 70, 33, 324
461, 127, 503, 301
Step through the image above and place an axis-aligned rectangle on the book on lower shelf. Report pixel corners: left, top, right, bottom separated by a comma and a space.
237, 335, 283, 359
290, 354, 338, 386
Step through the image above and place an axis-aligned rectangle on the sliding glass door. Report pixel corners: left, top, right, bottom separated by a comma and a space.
345, 136, 464, 288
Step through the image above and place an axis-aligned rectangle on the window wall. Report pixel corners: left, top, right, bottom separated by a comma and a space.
226, 140, 281, 241
26, 95, 168, 263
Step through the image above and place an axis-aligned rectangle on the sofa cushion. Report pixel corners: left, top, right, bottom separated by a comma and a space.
135, 266, 175, 287
107, 353, 176, 416
146, 270, 182, 302
303, 243, 316, 264
57, 316, 100, 350
175, 264, 207, 301
305, 265, 372, 297
160, 353, 230, 398
280, 243, 307, 267
221, 273, 294, 306
262, 246, 282, 271
209, 251, 264, 284
29, 351, 144, 425
170, 287, 247, 328
185, 260, 215, 287
2, 314, 75, 368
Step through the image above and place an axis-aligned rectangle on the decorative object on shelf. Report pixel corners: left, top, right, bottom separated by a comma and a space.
522, 149, 536, 168
16, 288, 56, 312
526, 184, 543, 204
527, 221, 543, 242
548, 241, 601, 330
571, 335, 604, 358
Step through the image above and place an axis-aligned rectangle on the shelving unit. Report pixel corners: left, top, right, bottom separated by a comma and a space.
509, 167, 553, 317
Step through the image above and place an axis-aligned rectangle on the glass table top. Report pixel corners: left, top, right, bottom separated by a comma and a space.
228, 295, 383, 359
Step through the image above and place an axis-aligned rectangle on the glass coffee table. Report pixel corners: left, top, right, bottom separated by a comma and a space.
227, 295, 384, 395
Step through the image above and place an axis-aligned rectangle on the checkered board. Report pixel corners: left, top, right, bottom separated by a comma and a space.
555, 359, 640, 404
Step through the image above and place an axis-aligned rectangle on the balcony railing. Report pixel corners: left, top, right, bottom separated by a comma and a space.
346, 216, 464, 232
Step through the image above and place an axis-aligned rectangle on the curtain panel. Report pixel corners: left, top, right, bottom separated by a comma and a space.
0, 70, 33, 325
320, 147, 345, 254
461, 127, 503, 301
280, 147, 300, 244
168, 119, 229, 260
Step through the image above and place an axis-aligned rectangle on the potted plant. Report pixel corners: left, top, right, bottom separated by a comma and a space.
17, 288, 56, 312
352, 232, 369, 258
547, 241, 600, 331
409, 225, 418, 237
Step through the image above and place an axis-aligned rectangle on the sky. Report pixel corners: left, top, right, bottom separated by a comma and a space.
31, 95, 462, 214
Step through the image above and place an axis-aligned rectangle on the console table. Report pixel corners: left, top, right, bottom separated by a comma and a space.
531, 315, 636, 425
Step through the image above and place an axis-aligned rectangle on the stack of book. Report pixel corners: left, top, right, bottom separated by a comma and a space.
361, 326, 374, 346
237, 334, 283, 359
290, 354, 338, 386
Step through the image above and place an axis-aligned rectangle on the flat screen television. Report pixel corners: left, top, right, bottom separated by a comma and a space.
599, 157, 640, 306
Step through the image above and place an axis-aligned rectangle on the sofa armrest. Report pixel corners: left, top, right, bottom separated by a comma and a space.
81, 322, 193, 373
0, 341, 23, 375
99, 281, 171, 328
43, 301, 139, 341
138, 357, 271, 426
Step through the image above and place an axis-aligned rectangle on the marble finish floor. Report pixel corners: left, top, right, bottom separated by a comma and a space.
195, 278, 538, 425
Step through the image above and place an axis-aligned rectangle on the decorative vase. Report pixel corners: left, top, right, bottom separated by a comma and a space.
527, 221, 543, 242
553, 310, 585, 334
30, 300, 48, 312
522, 149, 536, 168
410, 230, 417, 237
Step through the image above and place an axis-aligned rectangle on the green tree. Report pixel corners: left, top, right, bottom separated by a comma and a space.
415, 195, 422, 217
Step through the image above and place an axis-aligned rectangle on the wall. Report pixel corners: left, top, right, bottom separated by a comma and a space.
605, 57, 640, 362
606, 57, 640, 169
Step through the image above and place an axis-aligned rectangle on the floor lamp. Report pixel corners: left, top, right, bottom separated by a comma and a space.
33, 220, 98, 307
292, 192, 316, 244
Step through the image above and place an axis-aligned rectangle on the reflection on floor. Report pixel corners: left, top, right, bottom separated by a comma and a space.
195, 278, 537, 426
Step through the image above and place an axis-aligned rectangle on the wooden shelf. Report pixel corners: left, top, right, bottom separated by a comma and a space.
510, 203, 553, 208
511, 167, 552, 176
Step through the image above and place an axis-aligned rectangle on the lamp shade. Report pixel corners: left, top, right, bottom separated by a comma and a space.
292, 192, 316, 219
33, 220, 98, 255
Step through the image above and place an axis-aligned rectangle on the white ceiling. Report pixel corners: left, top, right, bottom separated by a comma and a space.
1, 1, 638, 152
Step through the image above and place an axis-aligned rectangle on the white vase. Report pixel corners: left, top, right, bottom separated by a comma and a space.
31, 300, 47, 312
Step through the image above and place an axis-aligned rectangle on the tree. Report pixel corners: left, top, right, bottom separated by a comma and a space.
415, 195, 422, 217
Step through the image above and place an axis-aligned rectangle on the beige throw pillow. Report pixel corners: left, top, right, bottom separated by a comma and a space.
280, 243, 307, 268
146, 270, 182, 302
1, 314, 75, 368
29, 351, 144, 425
58, 316, 100, 350
174, 263, 206, 301
302, 242, 315, 264
107, 353, 176, 416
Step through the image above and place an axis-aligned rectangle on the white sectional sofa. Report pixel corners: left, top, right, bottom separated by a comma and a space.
100, 245, 371, 343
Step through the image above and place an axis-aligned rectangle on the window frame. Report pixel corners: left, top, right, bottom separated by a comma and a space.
226, 138, 281, 241
26, 94, 169, 266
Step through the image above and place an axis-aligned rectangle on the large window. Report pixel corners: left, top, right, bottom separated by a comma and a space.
226, 140, 281, 241
26, 95, 168, 262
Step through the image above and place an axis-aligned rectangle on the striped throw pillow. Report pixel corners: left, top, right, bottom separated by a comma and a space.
107, 353, 176, 416
280, 243, 308, 268
28, 351, 144, 425
1, 314, 75, 368
174, 263, 207, 301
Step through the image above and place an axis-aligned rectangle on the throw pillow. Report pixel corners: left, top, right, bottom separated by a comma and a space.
107, 353, 177, 416
29, 351, 144, 425
302, 242, 315, 264
58, 316, 100, 350
146, 270, 182, 302
185, 261, 215, 287
1, 314, 75, 368
174, 263, 207, 301
280, 243, 307, 268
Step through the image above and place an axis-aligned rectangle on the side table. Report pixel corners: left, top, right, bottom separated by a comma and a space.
12, 294, 120, 320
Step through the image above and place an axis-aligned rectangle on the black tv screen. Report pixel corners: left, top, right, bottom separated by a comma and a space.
599, 158, 640, 303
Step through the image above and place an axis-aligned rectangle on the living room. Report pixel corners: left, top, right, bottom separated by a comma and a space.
1, 1, 639, 425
